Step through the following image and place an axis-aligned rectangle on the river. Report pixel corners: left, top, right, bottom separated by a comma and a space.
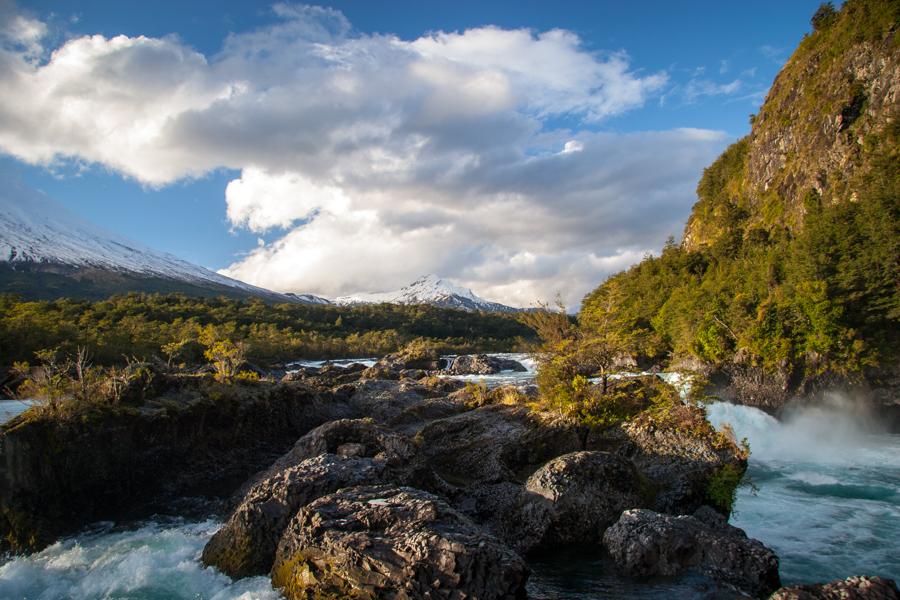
1, 356, 896, 598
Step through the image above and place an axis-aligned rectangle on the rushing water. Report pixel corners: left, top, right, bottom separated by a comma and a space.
706, 399, 900, 585
0, 519, 280, 599
2, 356, 897, 597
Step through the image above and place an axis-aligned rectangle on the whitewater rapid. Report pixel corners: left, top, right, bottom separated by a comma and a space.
0, 519, 279, 599
706, 399, 900, 584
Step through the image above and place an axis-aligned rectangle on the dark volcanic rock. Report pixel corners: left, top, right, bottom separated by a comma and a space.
603, 508, 780, 598
375, 348, 447, 372
231, 417, 415, 504
513, 451, 645, 552
770, 576, 899, 599
445, 354, 527, 375
415, 404, 583, 487
0, 382, 340, 553
271, 484, 528, 600
265, 418, 414, 476
593, 404, 746, 516
202, 454, 395, 578
347, 379, 438, 423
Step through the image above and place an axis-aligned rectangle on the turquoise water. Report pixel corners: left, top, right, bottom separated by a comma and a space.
706, 400, 900, 585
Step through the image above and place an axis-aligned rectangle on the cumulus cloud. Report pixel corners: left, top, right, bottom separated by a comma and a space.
0, 3, 727, 306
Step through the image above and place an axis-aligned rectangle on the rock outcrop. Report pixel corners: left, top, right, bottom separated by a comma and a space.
512, 451, 645, 551
414, 404, 583, 487
592, 404, 747, 516
770, 576, 899, 600
271, 485, 528, 600
603, 508, 781, 598
0, 380, 341, 553
203, 454, 400, 578
445, 354, 527, 375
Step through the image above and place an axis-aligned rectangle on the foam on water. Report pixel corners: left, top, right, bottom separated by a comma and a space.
706, 400, 900, 585
286, 357, 378, 370
439, 352, 539, 387
0, 519, 280, 600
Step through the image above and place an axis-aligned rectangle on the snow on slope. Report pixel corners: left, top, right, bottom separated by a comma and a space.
0, 176, 288, 298
284, 292, 332, 305
335, 274, 519, 312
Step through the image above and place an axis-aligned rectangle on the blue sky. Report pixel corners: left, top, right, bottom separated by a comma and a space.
0, 1, 824, 305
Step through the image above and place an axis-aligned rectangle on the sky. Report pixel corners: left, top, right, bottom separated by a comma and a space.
0, 0, 825, 307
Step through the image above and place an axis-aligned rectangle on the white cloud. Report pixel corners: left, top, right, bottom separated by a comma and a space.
0, 3, 727, 307
0, 1, 46, 59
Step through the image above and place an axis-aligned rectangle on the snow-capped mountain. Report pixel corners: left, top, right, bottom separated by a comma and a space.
0, 176, 315, 303
335, 274, 520, 312
284, 292, 332, 305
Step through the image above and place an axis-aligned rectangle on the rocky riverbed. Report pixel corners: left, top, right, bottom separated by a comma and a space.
1, 351, 897, 599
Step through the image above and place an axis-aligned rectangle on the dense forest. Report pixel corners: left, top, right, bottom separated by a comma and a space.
578, 0, 899, 382
0, 293, 535, 370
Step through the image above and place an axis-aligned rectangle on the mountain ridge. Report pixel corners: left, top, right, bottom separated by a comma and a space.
0, 176, 311, 303
335, 274, 522, 313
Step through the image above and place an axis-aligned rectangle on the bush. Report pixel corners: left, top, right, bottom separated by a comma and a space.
706, 463, 744, 514
12, 348, 147, 417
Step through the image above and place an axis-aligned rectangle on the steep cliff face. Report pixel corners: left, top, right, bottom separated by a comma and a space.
684, 0, 899, 250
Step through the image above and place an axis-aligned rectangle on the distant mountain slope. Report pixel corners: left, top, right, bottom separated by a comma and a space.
335, 274, 520, 312
0, 176, 313, 303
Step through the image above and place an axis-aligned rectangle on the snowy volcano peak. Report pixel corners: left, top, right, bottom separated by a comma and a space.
335, 274, 519, 312
0, 175, 320, 303
403, 274, 479, 302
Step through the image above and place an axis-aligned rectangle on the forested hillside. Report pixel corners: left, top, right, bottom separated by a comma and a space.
579, 0, 899, 388
0, 293, 534, 370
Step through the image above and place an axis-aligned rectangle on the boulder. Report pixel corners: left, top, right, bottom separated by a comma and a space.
235, 418, 414, 498
281, 367, 319, 382
603, 508, 780, 598
274, 418, 414, 470
202, 454, 396, 578
271, 484, 528, 600
445, 354, 527, 375
593, 404, 747, 516
360, 364, 401, 381
512, 451, 645, 552
769, 576, 899, 599
348, 379, 436, 423
376, 348, 447, 372
415, 404, 583, 487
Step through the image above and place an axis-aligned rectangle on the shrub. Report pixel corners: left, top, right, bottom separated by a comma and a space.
706, 463, 744, 514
